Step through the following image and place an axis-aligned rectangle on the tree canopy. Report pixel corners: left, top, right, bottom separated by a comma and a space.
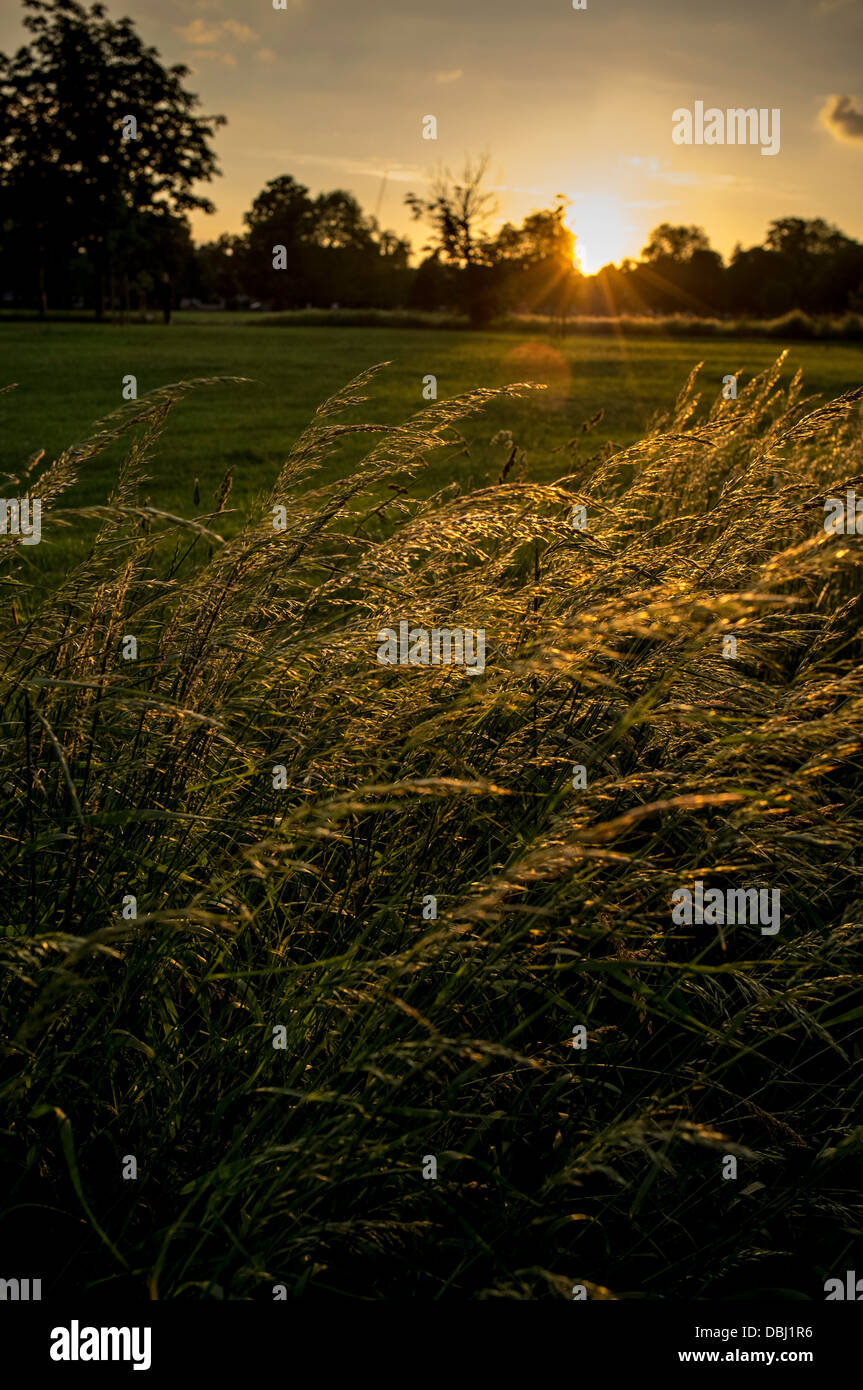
0, 0, 225, 313
1, 6, 861, 326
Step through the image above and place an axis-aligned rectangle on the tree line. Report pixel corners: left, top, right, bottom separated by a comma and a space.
2, 0, 862, 325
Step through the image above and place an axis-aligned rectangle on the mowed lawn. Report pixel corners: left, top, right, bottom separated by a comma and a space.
2, 313, 863, 575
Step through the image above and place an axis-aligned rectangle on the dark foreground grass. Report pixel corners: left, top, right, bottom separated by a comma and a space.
3, 316, 863, 577
1, 354, 862, 1300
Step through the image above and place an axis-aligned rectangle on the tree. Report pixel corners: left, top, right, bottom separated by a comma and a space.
242, 174, 315, 307
409, 252, 454, 312
244, 175, 315, 242
763, 218, 859, 313
492, 198, 577, 318
763, 217, 846, 259
406, 157, 500, 325
636, 223, 724, 314
311, 190, 376, 252
727, 218, 863, 316
240, 174, 411, 309
0, 0, 225, 316
113, 206, 196, 317
640, 224, 711, 263
194, 233, 247, 308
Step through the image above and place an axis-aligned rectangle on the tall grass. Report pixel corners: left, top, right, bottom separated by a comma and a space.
1, 354, 861, 1300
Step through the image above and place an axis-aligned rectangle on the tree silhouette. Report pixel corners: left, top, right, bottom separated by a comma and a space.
492, 198, 577, 318
635, 224, 724, 314
406, 158, 500, 325
0, 0, 225, 316
641, 224, 712, 262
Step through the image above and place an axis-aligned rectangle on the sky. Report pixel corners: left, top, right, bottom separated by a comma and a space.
2, 0, 862, 272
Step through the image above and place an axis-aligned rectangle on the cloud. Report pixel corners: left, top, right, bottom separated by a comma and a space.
176, 18, 257, 46
257, 48, 278, 63
288, 154, 424, 183
435, 69, 463, 84
819, 94, 863, 144
223, 20, 257, 41
618, 155, 765, 192
176, 19, 223, 45
191, 49, 238, 68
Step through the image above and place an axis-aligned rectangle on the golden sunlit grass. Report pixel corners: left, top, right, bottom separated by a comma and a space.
0, 355, 861, 1298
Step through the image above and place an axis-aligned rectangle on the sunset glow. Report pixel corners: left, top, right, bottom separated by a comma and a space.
566, 194, 636, 275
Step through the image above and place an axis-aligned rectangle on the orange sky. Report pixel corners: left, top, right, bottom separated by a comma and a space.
2, 0, 862, 270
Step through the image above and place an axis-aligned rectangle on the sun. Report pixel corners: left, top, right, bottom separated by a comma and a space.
566, 194, 634, 275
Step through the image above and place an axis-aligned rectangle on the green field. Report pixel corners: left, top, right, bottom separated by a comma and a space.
3, 315, 863, 574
